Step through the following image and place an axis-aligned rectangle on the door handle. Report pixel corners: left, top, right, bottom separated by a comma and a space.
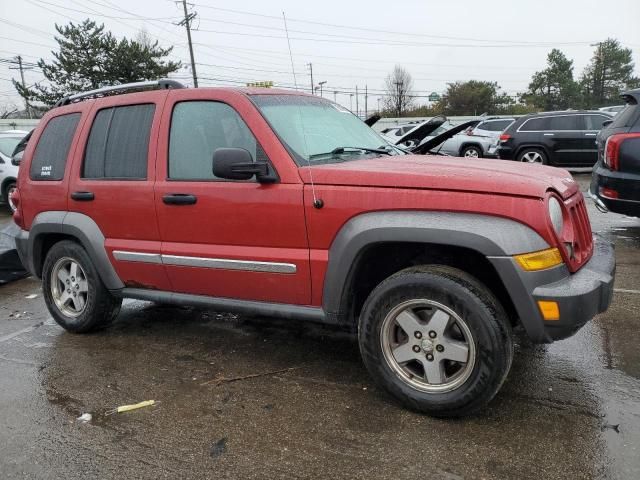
543, 133, 555, 136
162, 193, 197, 205
71, 191, 95, 201
585, 133, 597, 136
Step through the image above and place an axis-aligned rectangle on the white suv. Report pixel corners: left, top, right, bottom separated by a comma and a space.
0, 130, 28, 213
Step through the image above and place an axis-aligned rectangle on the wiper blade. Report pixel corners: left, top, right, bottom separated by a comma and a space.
331, 146, 392, 156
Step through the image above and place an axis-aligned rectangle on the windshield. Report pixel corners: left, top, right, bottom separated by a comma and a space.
0, 136, 22, 157
252, 94, 402, 165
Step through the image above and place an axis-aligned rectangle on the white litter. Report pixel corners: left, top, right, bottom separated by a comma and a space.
77, 413, 92, 423
25, 294, 38, 299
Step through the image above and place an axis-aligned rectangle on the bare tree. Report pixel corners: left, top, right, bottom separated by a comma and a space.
384, 65, 414, 117
135, 28, 154, 48
0, 102, 18, 119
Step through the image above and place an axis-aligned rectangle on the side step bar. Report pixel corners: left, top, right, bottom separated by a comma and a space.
113, 288, 331, 323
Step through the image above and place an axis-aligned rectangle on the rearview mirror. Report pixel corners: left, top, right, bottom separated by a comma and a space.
212, 148, 274, 182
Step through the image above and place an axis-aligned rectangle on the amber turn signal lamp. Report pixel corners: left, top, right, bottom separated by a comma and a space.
537, 300, 560, 321
514, 248, 563, 271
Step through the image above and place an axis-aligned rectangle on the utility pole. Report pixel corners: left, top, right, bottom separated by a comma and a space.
355, 86, 359, 117
8, 55, 32, 118
179, 0, 198, 87
307, 63, 314, 95
333, 90, 337, 102
349, 93, 354, 111
318, 81, 326, 97
364, 85, 368, 119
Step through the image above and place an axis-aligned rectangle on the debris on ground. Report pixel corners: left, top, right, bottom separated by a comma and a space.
25, 294, 38, 299
200, 366, 304, 386
210, 437, 227, 458
77, 413, 92, 423
106, 399, 156, 415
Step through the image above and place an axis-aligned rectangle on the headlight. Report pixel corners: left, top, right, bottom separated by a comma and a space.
548, 197, 564, 236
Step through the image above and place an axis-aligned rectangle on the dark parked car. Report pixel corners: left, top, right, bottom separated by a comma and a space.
590, 88, 640, 217
497, 111, 613, 167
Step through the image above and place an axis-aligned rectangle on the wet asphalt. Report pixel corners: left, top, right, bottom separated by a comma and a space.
0, 173, 639, 479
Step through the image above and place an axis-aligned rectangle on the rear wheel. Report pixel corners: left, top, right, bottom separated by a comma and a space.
358, 265, 513, 417
2, 181, 16, 213
461, 145, 482, 158
517, 148, 547, 165
42, 240, 121, 333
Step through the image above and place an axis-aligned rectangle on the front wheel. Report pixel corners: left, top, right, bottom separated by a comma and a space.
358, 265, 513, 417
42, 240, 122, 333
461, 145, 482, 158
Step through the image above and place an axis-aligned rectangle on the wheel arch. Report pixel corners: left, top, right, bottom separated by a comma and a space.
458, 143, 483, 156
26, 211, 124, 289
322, 211, 549, 328
514, 144, 551, 163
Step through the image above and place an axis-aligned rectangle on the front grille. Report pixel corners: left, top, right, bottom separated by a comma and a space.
565, 194, 593, 271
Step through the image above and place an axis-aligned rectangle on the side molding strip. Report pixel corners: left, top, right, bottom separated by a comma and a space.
113, 251, 162, 264
112, 250, 297, 274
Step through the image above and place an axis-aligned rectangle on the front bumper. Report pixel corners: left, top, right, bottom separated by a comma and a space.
490, 235, 615, 343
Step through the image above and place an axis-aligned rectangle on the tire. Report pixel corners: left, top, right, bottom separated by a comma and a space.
358, 265, 513, 417
460, 145, 483, 158
42, 240, 122, 333
517, 148, 547, 165
2, 181, 16, 214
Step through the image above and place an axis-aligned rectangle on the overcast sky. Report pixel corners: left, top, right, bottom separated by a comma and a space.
1, 0, 639, 113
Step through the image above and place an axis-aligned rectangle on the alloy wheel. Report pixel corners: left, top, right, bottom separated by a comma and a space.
50, 257, 89, 317
380, 299, 475, 393
521, 151, 543, 163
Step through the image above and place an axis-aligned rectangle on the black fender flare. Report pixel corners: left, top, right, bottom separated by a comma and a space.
322, 211, 550, 328
23, 211, 124, 289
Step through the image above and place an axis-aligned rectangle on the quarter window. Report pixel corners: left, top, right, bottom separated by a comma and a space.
30, 113, 81, 181
519, 117, 549, 131
169, 101, 261, 181
83, 104, 155, 179
584, 114, 612, 130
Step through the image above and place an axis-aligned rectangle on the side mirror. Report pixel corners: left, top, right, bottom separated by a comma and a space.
602, 120, 613, 128
212, 148, 273, 182
11, 150, 24, 166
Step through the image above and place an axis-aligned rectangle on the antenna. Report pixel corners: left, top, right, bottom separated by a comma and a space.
282, 12, 298, 90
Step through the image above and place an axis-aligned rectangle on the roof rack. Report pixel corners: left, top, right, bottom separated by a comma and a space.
54, 79, 186, 107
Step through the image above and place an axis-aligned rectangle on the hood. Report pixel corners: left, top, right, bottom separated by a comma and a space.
412, 120, 480, 154
298, 155, 578, 199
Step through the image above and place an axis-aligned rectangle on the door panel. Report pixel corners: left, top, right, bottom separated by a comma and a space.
67, 92, 171, 290
154, 92, 310, 305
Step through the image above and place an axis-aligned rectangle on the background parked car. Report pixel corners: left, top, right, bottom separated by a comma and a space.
497, 111, 613, 167
599, 105, 626, 116
0, 129, 29, 213
590, 89, 640, 217
420, 117, 514, 158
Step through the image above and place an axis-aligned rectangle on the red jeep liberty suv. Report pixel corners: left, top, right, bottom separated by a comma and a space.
12, 80, 615, 417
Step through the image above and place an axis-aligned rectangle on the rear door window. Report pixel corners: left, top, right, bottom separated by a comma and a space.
547, 115, 580, 131
83, 104, 155, 179
29, 113, 81, 181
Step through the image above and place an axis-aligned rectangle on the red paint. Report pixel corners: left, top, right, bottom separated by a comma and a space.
17, 87, 592, 308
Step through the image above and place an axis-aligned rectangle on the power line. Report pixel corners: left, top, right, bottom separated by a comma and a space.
192, 4, 598, 46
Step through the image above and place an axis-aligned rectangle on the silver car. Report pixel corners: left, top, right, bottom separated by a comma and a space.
422, 118, 514, 158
